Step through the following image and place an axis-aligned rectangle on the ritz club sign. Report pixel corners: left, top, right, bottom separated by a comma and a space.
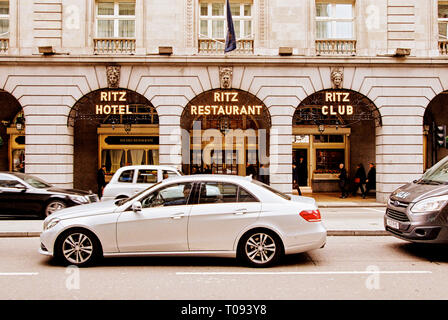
95, 90, 133, 115
190, 91, 263, 116
321, 91, 353, 116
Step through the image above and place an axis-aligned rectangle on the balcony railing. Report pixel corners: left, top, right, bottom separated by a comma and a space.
94, 38, 136, 54
439, 40, 448, 55
198, 39, 254, 54
0, 38, 8, 54
315, 39, 356, 56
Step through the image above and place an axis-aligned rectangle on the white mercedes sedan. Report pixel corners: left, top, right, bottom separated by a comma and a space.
39, 175, 326, 267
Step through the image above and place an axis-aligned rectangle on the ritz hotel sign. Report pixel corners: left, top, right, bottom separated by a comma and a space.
190, 91, 263, 116
95, 91, 133, 115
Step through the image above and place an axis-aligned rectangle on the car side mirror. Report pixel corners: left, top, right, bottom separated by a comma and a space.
15, 184, 27, 191
132, 201, 142, 213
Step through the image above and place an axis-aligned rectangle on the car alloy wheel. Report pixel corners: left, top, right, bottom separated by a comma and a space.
241, 231, 281, 267
60, 231, 97, 266
45, 200, 66, 217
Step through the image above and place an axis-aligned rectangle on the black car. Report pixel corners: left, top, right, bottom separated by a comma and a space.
385, 156, 448, 243
0, 172, 98, 218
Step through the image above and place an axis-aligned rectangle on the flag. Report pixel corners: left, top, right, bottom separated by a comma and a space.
224, 0, 237, 53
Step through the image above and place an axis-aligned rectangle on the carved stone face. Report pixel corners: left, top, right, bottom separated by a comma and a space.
219, 67, 233, 89
106, 66, 120, 88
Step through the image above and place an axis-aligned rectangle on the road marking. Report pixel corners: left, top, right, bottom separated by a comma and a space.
364, 208, 385, 213
0, 272, 39, 276
176, 271, 431, 276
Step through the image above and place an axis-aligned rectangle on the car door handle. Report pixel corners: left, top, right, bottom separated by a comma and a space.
234, 208, 248, 215
170, 212, 186, 219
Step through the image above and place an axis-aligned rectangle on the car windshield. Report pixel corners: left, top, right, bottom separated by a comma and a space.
252, 180, 291, 200
115, 181, 164, 206
13, 173, 53, 188
419, 156, 448, 184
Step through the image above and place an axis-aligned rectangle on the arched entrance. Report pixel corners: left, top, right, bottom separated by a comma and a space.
180, 89, 271, 180
68, 88, 159, 192
0, 90, 25, 172
292, 89, 381, 194
424, 91, 448, 169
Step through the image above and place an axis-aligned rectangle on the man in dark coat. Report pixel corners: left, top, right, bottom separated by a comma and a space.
365, 163, 376, 197
338, 163, 348, 198
297, 157, 308, 187
97, 165, 107, 199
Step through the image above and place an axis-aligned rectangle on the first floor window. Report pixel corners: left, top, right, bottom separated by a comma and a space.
96, 0, 135, 38
439, 1, 448, 40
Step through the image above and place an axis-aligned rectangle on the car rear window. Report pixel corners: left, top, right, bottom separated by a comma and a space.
252, 180, 291, 200
137, 170, 158, 183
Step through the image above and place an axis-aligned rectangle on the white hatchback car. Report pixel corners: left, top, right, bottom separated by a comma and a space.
101, 165, 182, 201
40, 175, 327, 268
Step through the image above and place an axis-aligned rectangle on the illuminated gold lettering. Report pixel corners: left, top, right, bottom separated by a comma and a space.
217, 106, 225, 115
191, 105, 197, 115
119, 91, 126, 101
343, 92, 350, 102
338, 105, 345, 114
231, 92, 238, 102
96, 105, 102, 114
325, 92, 333, 102
248, 105, 255, 115
214, 92, 221, 102
322, 105, 329, 115
100, 92, 108, 101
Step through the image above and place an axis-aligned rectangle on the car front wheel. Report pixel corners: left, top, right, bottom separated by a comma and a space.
56, 229, 101, 267
44, 200, 66, 217
239, 230, 282, 268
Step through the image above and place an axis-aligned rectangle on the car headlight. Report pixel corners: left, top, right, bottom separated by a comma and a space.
410, 195, 448, 214
69, 195, 89, 204
43, 218, 60, 231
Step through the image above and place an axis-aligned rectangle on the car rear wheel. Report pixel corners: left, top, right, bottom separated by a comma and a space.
44, 200, 66, 217
239, 230, 282, 268
56, 229, 101, 267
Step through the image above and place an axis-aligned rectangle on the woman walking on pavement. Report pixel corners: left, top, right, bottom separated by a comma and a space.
338, 163, 348, 198
352, 163, 367, 198
292, 163, 302, 196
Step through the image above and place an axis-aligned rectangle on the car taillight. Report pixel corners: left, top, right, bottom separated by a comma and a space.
299, 210, 321, 222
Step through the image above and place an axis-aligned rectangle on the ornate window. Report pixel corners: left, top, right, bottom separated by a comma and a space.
94, 1, 136, 54
198, 1, 254, 54
439, 1, 448, 40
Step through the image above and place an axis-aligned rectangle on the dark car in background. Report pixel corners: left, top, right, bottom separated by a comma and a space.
0, 172, 98, 219
385, 156, 448, 243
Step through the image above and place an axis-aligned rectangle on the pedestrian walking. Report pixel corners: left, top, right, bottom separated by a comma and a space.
352, 163, 366, 198
292, 163, 302, 196
97, 165, 107, 199
365, 162, 376, 197
259, 164, 269, 184
338, 163, 348, 198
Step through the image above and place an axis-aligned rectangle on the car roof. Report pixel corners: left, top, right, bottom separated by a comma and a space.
160, 174, 253, 183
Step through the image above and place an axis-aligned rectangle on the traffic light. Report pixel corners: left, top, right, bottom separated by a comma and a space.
436, 125, 447, 148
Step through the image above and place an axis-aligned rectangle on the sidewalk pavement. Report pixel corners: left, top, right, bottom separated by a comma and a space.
0, 193, 388, 237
